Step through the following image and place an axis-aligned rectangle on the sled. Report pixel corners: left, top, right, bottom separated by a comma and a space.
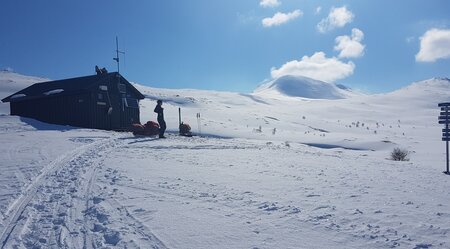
130, 121, 159, 136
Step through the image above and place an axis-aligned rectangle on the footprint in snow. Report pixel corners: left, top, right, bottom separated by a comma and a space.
134, 208, 145, 213
413, 243, 432, 249
312, 214, 333, 221
103, 230, 121, 246
93, 196, 104, 204
258, 202, 279, 212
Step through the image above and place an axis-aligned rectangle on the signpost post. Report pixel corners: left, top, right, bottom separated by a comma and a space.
438, 102, 450, 175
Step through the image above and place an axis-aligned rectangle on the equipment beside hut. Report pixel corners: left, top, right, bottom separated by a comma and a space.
179, 122, 191, 136
131, 121, 159, 136
130, 107, 193, 137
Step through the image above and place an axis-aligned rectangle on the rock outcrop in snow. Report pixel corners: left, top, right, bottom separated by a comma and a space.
254, 75, 362, 99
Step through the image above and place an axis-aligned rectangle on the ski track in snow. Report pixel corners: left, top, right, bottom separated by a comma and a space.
0, 135, 167, 249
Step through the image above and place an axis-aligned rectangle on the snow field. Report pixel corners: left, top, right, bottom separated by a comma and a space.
0, 72, 450, 248
101, 135, 450, 248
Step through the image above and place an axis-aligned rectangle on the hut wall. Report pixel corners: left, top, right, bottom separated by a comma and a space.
10, 93, 92, 128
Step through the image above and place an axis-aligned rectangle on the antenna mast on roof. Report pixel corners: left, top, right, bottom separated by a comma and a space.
113, 36, 125, 73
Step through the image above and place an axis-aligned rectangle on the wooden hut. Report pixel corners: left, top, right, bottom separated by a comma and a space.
1, 72, 145, 130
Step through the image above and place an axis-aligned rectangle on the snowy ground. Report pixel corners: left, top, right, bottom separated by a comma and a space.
0, 72, 450, 248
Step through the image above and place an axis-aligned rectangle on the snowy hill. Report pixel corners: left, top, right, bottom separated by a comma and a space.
0, 70, 47, 114
1, 72, 450, 248
254, 75, 363, 99
133, 77, 450, 152
379, 77, 450, 109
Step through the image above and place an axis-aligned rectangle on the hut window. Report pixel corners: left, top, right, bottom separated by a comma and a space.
118, 84, 126, 93
99, 85, 108, 91
125, 98, 139, 108
98, 93, 103, 100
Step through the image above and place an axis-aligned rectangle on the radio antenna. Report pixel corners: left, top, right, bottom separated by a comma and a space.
113, 36, 125, 73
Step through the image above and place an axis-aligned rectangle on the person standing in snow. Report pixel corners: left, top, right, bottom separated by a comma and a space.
154, 100, 166, 138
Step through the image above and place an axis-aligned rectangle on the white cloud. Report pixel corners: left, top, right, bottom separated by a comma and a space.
260, 0, 281, 8
416, 28, 450, 62
334, 28, 365, 58
262, 10, 303, 27
315, 6, 322, 15
270, 52, 355, 82
317, 6, 354, 33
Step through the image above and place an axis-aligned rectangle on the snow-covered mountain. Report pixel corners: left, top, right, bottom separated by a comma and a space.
379, 77, 450, 109
0, 70, 48, 95
0, 70, 47, 113
254, 75, 363, 99
1, 72, 450, 248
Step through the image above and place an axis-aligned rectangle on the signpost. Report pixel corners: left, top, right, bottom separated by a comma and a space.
438, 102, 450, 175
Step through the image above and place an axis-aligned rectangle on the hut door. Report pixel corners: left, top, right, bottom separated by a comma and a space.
123, 97, 139, 127
95, 90, 111, 130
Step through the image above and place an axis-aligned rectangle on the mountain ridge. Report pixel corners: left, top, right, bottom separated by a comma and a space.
1, 71, 449, 101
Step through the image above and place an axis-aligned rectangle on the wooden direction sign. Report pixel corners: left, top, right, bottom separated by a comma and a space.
438, 102, 450, 107
439, 102, 450, 174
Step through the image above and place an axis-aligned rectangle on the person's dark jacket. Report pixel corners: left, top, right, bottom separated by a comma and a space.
154, 104, 164, 121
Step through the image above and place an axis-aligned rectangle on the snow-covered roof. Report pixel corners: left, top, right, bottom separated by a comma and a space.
2, 72, 145, 103
10, 94, 26, 99
43, 89, 64, 95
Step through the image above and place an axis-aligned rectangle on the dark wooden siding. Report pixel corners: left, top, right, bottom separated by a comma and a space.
10, 93, 92, 128
124, 105, 140, 126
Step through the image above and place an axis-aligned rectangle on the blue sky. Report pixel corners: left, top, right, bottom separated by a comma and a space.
0, 0, 449, 93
